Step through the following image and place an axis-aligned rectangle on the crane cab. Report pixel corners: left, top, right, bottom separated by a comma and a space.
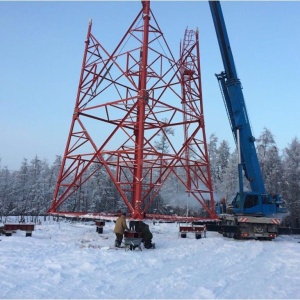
231, 192, 287, 216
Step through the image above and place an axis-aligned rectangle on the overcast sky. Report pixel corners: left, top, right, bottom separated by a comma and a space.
1, 1, 300, 170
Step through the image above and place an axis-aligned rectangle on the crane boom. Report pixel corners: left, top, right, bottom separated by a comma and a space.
209, 1, 265, 194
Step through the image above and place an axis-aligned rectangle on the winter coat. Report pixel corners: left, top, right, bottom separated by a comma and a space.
114, 215, 129, 234
139, 222, 153, 242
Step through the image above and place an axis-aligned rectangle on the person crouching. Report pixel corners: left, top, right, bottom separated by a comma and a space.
138, 221, 154, 249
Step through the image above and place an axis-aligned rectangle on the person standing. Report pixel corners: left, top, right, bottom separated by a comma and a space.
114, 211, 129, 247
221, 198, 227, 214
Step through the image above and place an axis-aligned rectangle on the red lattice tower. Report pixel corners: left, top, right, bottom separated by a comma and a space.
48, 1, 217, 220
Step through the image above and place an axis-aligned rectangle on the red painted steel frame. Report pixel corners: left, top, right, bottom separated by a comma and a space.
48, 1, 217, 220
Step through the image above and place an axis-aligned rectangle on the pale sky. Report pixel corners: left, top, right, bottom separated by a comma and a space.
1, 1, 300, 170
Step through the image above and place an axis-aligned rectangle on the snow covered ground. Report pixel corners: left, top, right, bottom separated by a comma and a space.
1, 217, 300, 299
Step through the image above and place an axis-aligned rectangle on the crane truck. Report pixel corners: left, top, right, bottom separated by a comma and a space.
208, 1, 288, 240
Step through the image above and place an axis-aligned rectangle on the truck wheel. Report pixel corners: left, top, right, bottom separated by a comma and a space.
195, 233, 202, 239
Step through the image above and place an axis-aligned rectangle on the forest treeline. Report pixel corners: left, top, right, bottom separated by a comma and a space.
1, 128, 300, 226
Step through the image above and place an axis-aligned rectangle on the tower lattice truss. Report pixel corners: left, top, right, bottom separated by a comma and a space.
49, 1, 216, 220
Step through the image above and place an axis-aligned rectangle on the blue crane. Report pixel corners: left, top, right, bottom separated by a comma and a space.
209, 1, 287, 239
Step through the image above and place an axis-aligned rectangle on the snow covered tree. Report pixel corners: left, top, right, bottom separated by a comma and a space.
44, 155, 62, 214
282, 137, 300, 227
256, 128, 283, 194
208, 137, 237, 203
0, 166, 13, 218
216, 140, 230, 180
218, 148, 239, 203
154, 117, 174, 154
211, 139, 231, 198
12, 158, 30, 217
207, 133, 219, 187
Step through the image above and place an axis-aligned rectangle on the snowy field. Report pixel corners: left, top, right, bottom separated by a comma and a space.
1, 217, 300, 299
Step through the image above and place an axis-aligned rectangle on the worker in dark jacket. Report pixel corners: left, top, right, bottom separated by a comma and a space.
114, 211, 129, 247
138, 221, 154, 249
221, 198, 227, 214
